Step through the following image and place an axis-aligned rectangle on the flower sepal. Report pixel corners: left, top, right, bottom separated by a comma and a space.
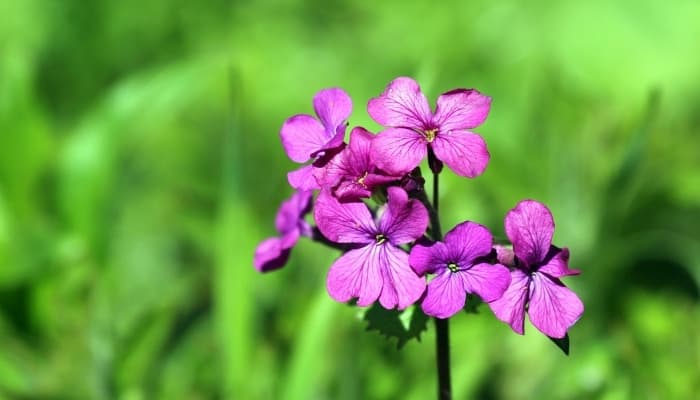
548, 332, 571, 356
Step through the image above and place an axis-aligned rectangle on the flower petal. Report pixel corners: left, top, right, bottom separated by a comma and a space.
488, 269, 530, 335
433, 89, 492, 131
317, 127, 372, 188
443, 221, 493, 265
494, 244, 515, 267
275, 190, 313, 234
254, 237, 292, 272
345, 127, 373, 169
377, 245, 426, 310
327, 245, 383, 307
368, 77, 432, 129
313, 190, 375, 243
459, 262, 511, 303
287, 164, 321, 191
409, 241, 448, 276
298, 219, 313, 239
538, 247, 581, 278
370, 128, 427, 175
378, 186, 429, 245
315, 147, 353, 189
333, 180, 372, 201
313, 88, 352, 137
421, 270, 466, 319
278, 229, 301, 250
528, 273, 584, 338
431, 130, 489, 178
362, 172, 400, 188
504, 200, 554, 267
280, 114, 329, 163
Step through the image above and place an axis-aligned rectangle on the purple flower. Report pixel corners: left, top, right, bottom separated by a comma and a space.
316, 127, 401, 201
314, 186, 428, 309
368, 77, 491, 178
488, 200, 584, 338
253, 190, 313, 272
280, 88, 352, 190
409, 222, 511, 319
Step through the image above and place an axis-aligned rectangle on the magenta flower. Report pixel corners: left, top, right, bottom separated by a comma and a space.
488, 200, 584, 338
253, 190, 313, 272
409, 222, 511, 319
368, 77, 491, 177
280, 88, 352, 190
314, 186, 428, 309
316, 127, 401, 201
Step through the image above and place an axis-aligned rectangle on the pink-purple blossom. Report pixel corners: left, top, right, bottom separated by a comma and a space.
488, 200, 584, 338
253, 190, 313, 272
368, 77, 491, 178
280, 88, 352, 190
410, 221, 511, 319
316, 127, 401, 201
314, 186, 428, 309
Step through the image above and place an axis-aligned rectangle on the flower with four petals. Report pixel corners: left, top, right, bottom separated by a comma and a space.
410, 221, 511, 319
314, 187, 428, 310
280, 88, 352, 190
368, 77, 492, 178
489, 200, 584, 338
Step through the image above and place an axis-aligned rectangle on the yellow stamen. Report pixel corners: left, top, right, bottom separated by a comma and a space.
423, 128, 437, 142
357, 171, 369, 188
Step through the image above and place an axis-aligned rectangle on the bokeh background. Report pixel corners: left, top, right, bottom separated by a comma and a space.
1, 0, 699, 399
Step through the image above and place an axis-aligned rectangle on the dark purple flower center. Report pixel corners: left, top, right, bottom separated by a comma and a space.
447, 262, 460, 273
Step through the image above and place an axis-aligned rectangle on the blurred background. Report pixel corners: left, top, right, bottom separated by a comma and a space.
1, 0, 699, 398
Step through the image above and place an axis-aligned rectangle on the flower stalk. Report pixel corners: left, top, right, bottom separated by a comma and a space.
435, 317, 451, 400
431, 168, 452, 400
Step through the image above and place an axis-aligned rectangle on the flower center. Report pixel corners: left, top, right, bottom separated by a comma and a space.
422, 128, 438, 143
375, 234, 387, 244
357, 171, 369, 188
447, 262, 460, 273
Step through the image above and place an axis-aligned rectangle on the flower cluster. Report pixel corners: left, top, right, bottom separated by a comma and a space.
254, 77, 583, 339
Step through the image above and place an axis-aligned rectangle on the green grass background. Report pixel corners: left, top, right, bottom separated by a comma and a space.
1, 0, 699, 398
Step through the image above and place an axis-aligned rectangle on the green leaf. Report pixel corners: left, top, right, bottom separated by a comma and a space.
361, 303, 429, 349
463, 294, 483, 314
548, 333, 570, 356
